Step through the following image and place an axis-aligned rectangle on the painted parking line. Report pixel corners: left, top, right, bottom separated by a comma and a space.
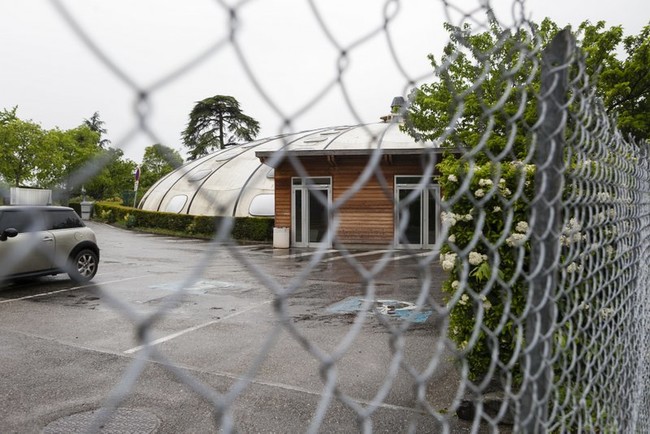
272, 249, 338, 259
274, 249, 436, 262
0, 275, 149, 305
386, 251, 436, 262
123, 299, 273, 354
321, 250, 392, 263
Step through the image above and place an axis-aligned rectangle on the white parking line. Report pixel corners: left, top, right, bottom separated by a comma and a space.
123, 300, 273, 354
387, 251, 436, 261
321, 250, 392, 263
273, 249, 437, 262
0, 275, 148, 304
272, 249, 338, 259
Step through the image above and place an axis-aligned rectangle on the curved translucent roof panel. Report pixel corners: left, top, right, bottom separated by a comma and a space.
138, 122, 433, 217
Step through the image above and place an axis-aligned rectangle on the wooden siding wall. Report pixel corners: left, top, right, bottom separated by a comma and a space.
274, 154, 436, 246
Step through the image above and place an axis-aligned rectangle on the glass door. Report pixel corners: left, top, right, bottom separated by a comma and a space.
292, 177, 332, 247
395, 176, 439, 249
397, 188, 422, 245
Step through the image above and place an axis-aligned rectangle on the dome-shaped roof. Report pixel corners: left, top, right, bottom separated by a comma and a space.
138, 122, 429, 217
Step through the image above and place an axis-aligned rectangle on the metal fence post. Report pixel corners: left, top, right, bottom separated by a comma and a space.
522, 29, 575, 432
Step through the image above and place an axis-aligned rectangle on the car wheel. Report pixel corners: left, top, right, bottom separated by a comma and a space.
68, 249, 98, 283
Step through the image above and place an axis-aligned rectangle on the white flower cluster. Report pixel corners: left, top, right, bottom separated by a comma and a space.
513, 161, 536, 174
506, 220, 530, 247
560, 217, 584, 247
594, 210, 617, 224
441, 211, 473, 227
468, 251, 488, 265
480, 295, 492, 310
440, 252, 457, 271
448, 174, 458, 183
474, 176, 511, 197
596, 191, 611, 202
566, 262, 584, 274
456, 292, 491, 310
599, 307, 615, 320
515, 221, 528, 233
506, 233, 527, 247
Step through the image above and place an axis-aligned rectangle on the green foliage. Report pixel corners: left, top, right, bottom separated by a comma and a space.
231, 217, 274, 241
0, 108, 138, 201
0, 117, 47, 186
0, 107, 18, 124
438, 157, 534, 382
405, 16, 648, 405
405, 20, 547, 152
84, 148, 137, 200
83, 111, 111, 148
139, 143, 183, 192
123, 213, 136, 228
408, 22, 543, 381
182, 95, 260, 160
590, 22, 650, 141
93, 202, 273, 242
38, 125, 102, 192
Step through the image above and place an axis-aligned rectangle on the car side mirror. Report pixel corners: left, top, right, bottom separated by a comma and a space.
0, 228, 19, 242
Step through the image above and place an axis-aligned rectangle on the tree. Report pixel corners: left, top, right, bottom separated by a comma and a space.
0, 106, 18, 124
182, 95, 260, 160
0, 108, 132, 200
590, 22, 650, 140
0, 118, 47, 186
39, 125, 102, 198
84, 148, 137, 200
405, 19, 650, 145
139, 144, 183, 191
403, 18, 649, 384
83, 111, 111, 148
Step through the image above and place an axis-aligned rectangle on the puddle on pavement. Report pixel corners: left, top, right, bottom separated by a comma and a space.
326, 296, 432, 323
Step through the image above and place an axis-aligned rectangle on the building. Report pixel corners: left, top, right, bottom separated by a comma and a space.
140, 109, 443, 249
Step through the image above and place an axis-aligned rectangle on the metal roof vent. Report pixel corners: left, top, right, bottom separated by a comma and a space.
381, 96, 406, 123
391, 96, 405, 113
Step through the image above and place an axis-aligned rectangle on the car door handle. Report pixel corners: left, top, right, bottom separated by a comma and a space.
42, 236, 54, 242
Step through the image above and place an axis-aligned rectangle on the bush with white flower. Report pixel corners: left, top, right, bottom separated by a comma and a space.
437, 151, 625, 385
438, 156, 535, 381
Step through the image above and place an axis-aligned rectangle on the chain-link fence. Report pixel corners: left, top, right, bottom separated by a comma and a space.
2, 1, 649, 432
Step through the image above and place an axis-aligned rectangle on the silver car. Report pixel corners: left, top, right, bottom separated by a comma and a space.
0, 206, 100, 283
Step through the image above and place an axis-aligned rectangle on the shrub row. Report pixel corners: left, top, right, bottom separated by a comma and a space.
72, 201, 273, 242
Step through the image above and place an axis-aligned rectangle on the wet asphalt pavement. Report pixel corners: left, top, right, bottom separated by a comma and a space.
0, 222, 474, 433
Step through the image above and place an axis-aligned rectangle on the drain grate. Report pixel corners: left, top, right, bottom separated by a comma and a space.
43, 408, 160, 434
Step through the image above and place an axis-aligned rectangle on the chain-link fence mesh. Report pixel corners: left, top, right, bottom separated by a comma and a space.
1, 1, 649, 432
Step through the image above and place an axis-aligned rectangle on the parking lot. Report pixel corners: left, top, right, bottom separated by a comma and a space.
0, 222, 468, 433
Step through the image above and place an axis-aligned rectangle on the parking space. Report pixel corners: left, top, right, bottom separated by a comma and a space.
0, 222, 469, 433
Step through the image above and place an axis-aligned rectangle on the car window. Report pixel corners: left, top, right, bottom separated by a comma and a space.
0, 209, 47, 233
47, 210, 84, 230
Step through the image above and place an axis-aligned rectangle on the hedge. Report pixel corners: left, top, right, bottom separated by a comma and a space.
72, 201, 274, 242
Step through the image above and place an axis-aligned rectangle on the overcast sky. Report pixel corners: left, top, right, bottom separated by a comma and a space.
1, 0, 648, 162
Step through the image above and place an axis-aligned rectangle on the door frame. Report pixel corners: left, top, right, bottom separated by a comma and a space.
291, 176, 332, 248
394, 175, 440, 249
